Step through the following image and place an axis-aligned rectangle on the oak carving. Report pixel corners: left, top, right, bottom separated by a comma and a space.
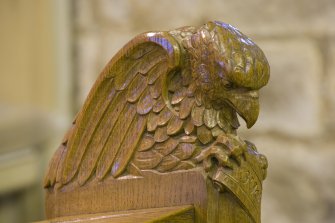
44, 21, 270, 223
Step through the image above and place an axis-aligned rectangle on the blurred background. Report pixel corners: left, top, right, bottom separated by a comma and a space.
0, 0, 334, 222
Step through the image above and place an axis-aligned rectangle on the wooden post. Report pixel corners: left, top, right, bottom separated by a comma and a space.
42, 21, 269, 223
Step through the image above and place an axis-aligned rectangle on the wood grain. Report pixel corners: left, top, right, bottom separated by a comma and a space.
43, 21, 270, 223
46, 170, 207, 223
39, 205, 194, 223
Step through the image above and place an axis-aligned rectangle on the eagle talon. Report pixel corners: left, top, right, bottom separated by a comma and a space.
217, 134, 248, 165
195, 134, 248, 171
194, 146, 233, 171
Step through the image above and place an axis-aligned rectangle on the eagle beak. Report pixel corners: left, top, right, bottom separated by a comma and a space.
226, 90, 260, 129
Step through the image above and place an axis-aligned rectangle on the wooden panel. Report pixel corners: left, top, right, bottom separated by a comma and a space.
39, 205, 194, 223
46, 170, 207, 222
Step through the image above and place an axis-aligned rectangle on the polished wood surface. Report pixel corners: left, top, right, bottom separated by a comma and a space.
46, 170, 207, 222
38, 205, 194, 223
44, 21, 270, 222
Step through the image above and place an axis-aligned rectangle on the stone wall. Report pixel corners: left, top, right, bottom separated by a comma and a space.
0, 1, 71, 222
74, 1, 335, 222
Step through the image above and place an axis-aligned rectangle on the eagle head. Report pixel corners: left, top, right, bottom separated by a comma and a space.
188, 21, 270, 128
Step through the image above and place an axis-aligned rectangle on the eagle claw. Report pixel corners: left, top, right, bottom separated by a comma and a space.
194, 134, 247, 171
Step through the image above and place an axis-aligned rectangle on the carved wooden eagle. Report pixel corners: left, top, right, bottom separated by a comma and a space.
44, 21, 269, 189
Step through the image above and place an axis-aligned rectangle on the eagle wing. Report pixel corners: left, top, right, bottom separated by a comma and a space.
44, 32, 182, 187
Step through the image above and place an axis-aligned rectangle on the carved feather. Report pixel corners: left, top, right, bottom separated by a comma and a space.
197, 125, 213, 144
203, 108, 217, 128
173, 143, 195, 160
211, 126, 225, 137
184, 118, 195, 135
168, 73, 183, 92
154, 138, 179, 156
191, 105, 205, 126
167, 115, 184, 135
147, 112, 159, 132
156, 155, 180, 172
147, 60, 168, 84
139, 54, 167, 75
173, 161, 196, 170
127, 74, 147, 103
154, 126, 169, 143
43, 144, 65, 187
61, 88, 125, 183
179, 97, 194, 119
110, 115, 147, 177
171, 87, 187, 105
180, 135, 197, 143
128, 44, 155, 60
95, 103, 138, 180
149, 75, 163, 99
157, 107, 172, 126
153, 96, 166, 113
51, 32, 182, 187
61, 125, 74, 145
138, 134, 155, 152
133, 150, 163, 170
137, 88, 156, 115
74, 91, 128, 183
114, 50, 165, 90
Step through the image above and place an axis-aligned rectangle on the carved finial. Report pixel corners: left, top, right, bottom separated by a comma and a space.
44, 21, 269, 223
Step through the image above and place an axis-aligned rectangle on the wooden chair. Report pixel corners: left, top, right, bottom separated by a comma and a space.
41, 21, 269, 223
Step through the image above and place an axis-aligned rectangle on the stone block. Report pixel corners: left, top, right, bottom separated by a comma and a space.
200, 0, 335, 37
76, 29, 141, 104
248, 136, 335, 223
90, 0, 335, 37
240, 38, 322, 137
97, 0, 132, 28
97, 0, 204, 31
76, 33, 101, 103
100, 29, 136, 65
73, 0, 96, 32
324, 39, 335, 132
